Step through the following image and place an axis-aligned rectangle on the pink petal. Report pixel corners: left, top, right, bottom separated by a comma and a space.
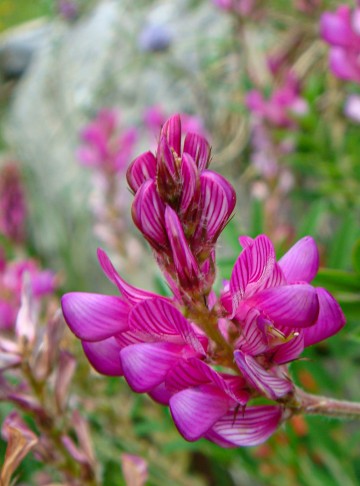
165, 207, 200, 291
230, 235, 276, 310
131, 180, 167, 250
161, 114, 182, 155
97, 248, 159, 304
179, 153, 200, 215
272, 332, 304, 364
120, 342, 184, 392
169, 384, 230, 441
61, 292, 129, 341
129, 298, 205, 353
209, 405, 283, 446
246, 284, 319, 328
235, 351, 293, 399
148, 383, 172, 405
166, 358, 248, 404
329, 48, 360, 82
195, 171, 236, 244
126, 151, 157, 193
183, 132, 211, 171
279, 236, 319, 283
82, 337, 123, 376
303, 288, 346, 347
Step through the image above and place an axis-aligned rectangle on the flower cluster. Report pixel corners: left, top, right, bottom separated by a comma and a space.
77, 109, 138, 175
62, 115, 345, 447
320, 4, 360, 83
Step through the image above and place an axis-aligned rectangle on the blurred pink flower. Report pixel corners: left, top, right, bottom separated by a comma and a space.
212, 0, 256, 16
344, 93, 360, 122
0, 256, 56, 331
246, 73, 308, 129
0, 163, 26, 244
320, 5, 360, 83
77, 109, 138, 174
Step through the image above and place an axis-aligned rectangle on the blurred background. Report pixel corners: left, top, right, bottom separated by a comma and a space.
0, 0, 360, 484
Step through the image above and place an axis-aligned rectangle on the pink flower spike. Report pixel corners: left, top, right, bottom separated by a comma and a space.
97, 248, 159, 304
303, 288, 346, 347
170, 384, 230, 441
160, 114, 182, 156
279, 236, 319, 283
126, 151, 157, 193
235, 351, 293, 399
61, 292, 129, 341
131, 180, 168, 250
165, 206, 201, 291
183, 132, 211, 171
208, 405, 283, 447
82, 337, 123, 376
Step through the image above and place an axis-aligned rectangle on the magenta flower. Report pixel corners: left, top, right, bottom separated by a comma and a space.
320, 5, 360, 83
61, 235, 344, 447
246, 73, 308, 129
62, 114, 345, 448
77, 109, 138, 174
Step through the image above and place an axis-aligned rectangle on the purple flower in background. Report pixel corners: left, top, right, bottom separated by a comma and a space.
77, 109, 138, 174
320, 5, 360, 83
0, 256, 56, 330
0, 163, 27, 244
246, 73, 308, 129
57, 0, 79, 21
212, 0, 256, 16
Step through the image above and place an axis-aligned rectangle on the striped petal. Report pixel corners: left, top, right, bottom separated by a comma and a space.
279, 236, 319, 284
246, 284, 319, 328
61, 292, 129, 341
131, 179, 167, 250
129, 298, 205, 353
230, 235, 276, 310
161, 114, 181, 156
303, 288, 346, 347
208, 405, 283, 447
97, 248, 159, 304
195, 171, 236, 244
170, 384, 230, 441
234, 351, 293, 399
82, 337, 123, 376
165, 207, 200, 291
126, 151, 157, 193
183, 132, 211, 171
120, 342, 183, 392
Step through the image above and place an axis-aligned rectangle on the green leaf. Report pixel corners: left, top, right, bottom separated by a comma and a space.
313, 268, 360, 292
352, 239, 360, 275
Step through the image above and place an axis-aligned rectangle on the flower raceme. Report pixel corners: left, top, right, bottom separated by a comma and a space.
127, 114, 235, 301
61, 115, 345, 448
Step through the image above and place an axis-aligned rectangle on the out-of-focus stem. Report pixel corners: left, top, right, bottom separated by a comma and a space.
291, 387, 360, 419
